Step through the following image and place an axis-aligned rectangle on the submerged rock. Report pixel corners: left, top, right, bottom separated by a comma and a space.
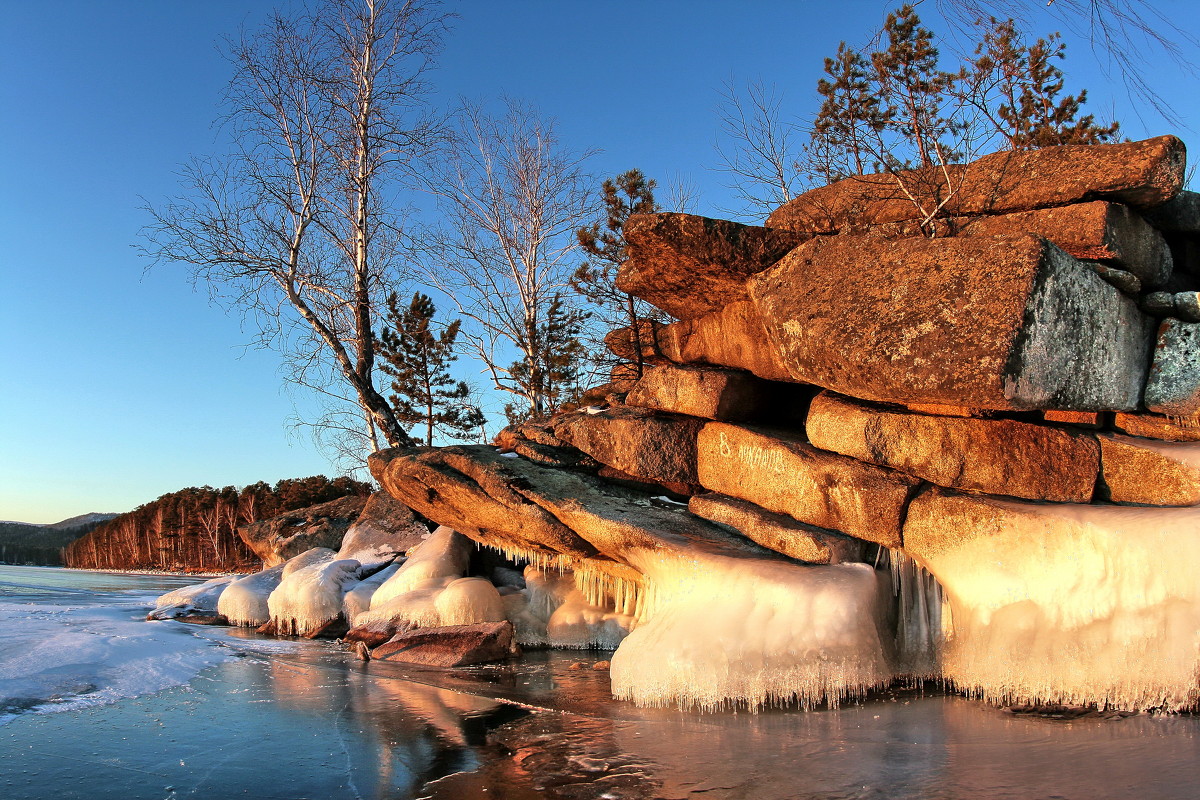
371, 620, 519, 667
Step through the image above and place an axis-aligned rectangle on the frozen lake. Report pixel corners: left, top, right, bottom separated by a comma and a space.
3, 565, 1200, 799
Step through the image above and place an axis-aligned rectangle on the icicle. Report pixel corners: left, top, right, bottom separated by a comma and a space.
885, 548, 947, 678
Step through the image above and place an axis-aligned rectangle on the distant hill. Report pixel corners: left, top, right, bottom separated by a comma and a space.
0, 513, 118, 566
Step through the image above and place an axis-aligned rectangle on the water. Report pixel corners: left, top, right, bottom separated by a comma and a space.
2, 566, 1200, 799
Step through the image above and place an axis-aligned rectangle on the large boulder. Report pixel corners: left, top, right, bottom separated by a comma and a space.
1142, 189, 1200, 234
766, 136, 1185, 233
371, 620, 519, 666
336, 491, 427, 568
695, 422, 920, 548
805, 391, 1100, 502
551, 406, 703, 485
615, 212, 807, 319
748, 233, 1154, 411
238, 495, 367, 568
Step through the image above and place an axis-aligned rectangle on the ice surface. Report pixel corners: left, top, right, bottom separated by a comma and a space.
147, 576, 234, 620
910, 500, 1200, 711
610, 551, 893, 711
267, 550, 362, 636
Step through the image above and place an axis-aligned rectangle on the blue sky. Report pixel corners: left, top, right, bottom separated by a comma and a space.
2, 0, 1197, 523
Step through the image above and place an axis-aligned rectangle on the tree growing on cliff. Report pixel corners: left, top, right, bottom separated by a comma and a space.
142, 0, 450, 460
502, 293, 589, 424
377, 291, 486, 445
572, 169, 671, 381
418, 98, 597, 423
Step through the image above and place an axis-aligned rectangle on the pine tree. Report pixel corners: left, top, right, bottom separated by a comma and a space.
377, 292, 486, 446
573, 169, 669, 381
505, 294, 589, 425
968, 18, 1120, 150
810, 42, 884, 181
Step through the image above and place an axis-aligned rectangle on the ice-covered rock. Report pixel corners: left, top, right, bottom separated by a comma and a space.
335, 491, 427, 569
266, 549, 362, 637
148, 576, 234, 620
342, 561, 403, 622
217, 563, 287, 627
904, 487, 1200, 711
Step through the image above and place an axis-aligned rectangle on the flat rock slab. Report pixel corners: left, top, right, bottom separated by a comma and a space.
1099, 433, 1200, 506
370, 445, 782, 574
1113, 411, 1200, 442
369, 446, 601, 563
625, 363, 779, 421
616, 213, 807, 319
767, 136, 1185, 233
552, 406, 703, 484
956, 202, 1171, 287
748, 233, 1153, 411
805, 391, 1099, 502
688, 492, 865, 564
1144, 319, 1200, 416
696, 422, 919, 548
371, 621, 519, 667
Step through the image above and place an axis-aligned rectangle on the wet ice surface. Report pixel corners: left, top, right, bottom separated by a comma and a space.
3, 567, 1200, 799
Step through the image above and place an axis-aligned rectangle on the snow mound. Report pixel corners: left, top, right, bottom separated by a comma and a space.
267, 550, 362, 636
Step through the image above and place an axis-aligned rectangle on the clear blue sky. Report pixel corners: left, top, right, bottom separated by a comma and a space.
2, 0, 1197, 523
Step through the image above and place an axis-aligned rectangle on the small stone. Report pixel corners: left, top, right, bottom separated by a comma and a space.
1086, 262, 1142, 294
592, 661, 611, 671
1141, 291, 1177, 316
567, 661, 584, 670
1173, 291, 1200, 322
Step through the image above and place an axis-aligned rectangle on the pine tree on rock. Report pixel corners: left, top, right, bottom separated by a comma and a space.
378, 292, 486, 446
966, 18, 1120, 150
504, 294, 589, 425
573, 168, 671, 381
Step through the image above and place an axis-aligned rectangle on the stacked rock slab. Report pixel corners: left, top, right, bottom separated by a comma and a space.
371, 136, 1200, 712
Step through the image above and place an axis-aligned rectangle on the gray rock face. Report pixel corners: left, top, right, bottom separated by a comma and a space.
336, 491, 428, 568
238, 495, 367, 568
1144, 319, 1200, 416
1142, 190, 1200, 234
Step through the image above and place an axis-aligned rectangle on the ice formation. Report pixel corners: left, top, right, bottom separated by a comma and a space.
147, 576, 234, 620
433, 577, 506, 626
266, 549, 362, 636
504, 567, 635, 648
610, 550, 894, 711
217, 563, 288, 627
342, 561, 403, 622
908, 501, 1200, 711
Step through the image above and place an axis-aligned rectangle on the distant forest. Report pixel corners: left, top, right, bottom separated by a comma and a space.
0, 515, 113, 566
63, 475, 371, 572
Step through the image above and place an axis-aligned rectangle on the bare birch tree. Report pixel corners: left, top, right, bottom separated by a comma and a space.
418, 98, 597, 422
142, 0, 449, 459
714, 79, 807, 218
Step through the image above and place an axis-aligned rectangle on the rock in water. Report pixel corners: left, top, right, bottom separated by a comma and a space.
371, 621, 519, 667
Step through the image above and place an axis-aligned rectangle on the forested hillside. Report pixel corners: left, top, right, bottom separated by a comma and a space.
0, 514, 116, 566
63, 476, 371, 572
